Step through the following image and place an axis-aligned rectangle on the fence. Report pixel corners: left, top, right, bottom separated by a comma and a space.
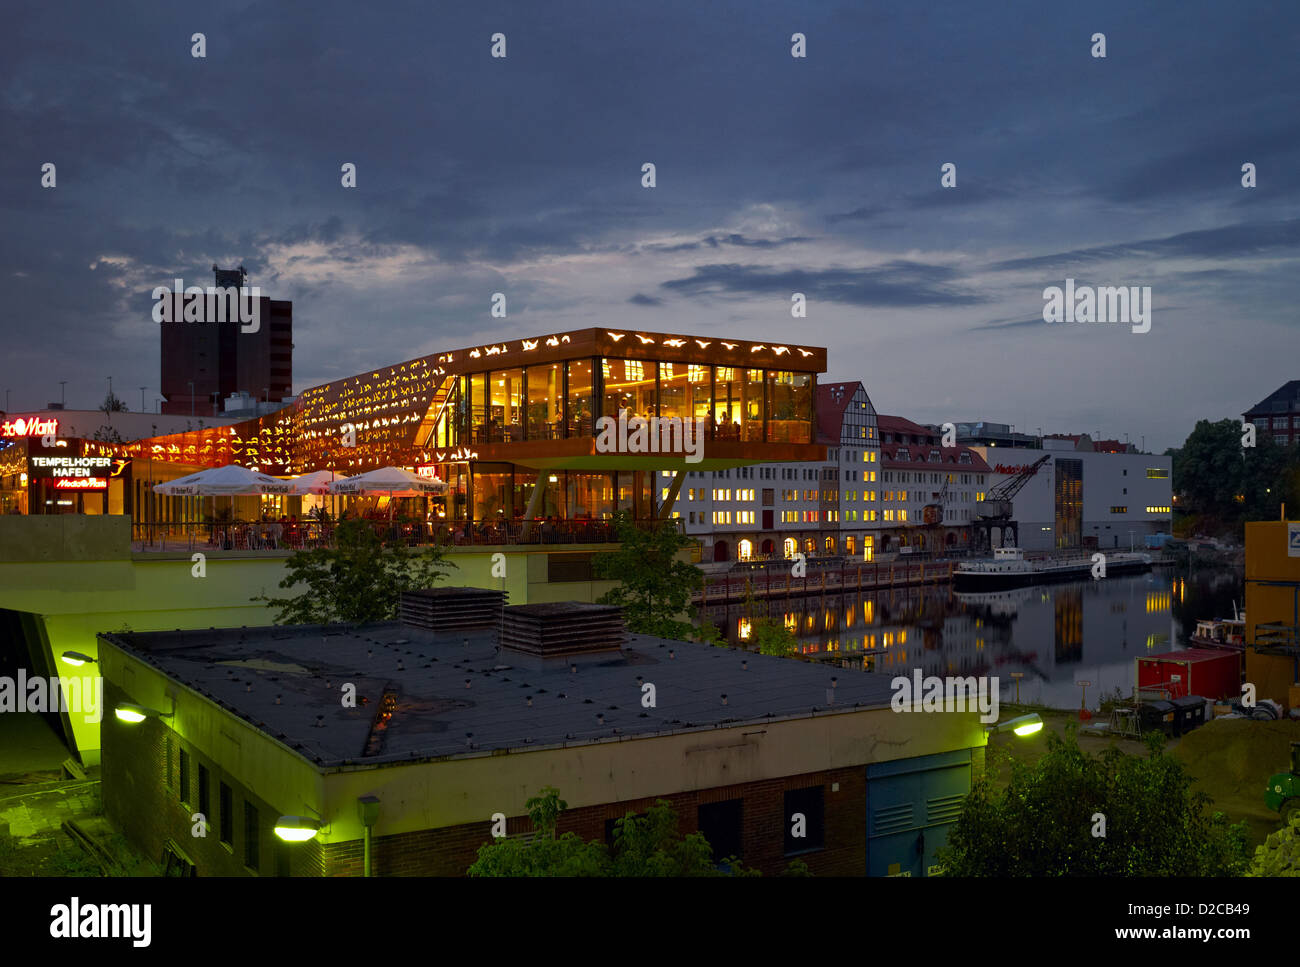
696, 561, 955, 603
130, 517, 682, 552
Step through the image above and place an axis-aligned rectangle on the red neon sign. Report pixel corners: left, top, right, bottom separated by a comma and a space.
54, 477, 108, 490
1, 417, 58, 438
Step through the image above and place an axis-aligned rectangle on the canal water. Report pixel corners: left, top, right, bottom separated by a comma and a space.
693, 567, 1245, 709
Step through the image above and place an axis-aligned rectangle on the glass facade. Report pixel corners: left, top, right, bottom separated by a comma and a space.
473, 464, 512, 520
567, 359, 595, 437
713, 367, 763, 442
526, 363, 563, 440
767, 371, 813, 444
470, 373, 489, 444
568, 471, 614, 519
1054, 458, 1082, 549
602, 358, 657, 420
455, 358, 816, 448
659, 362, 711, 428
489, 368, 524, 443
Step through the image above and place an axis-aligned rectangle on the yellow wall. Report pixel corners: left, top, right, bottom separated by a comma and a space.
316, 710, 984, 842
100, 634, 985, 843
99, 640, 325, 818
1245, 521, 1300, 637
1244, 521, 1300, 709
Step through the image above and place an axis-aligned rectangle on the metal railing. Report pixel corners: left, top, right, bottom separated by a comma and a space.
696, 561, 956, 603
130, 517, 683, 552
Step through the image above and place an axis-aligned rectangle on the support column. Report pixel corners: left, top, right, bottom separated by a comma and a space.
520, 478, 547, 541
658, 470, 685, 520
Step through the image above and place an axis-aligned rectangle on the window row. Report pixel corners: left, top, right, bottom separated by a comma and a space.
433, 361, 814, 446
171, 742, 269, 874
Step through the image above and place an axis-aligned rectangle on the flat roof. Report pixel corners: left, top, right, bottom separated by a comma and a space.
99, 623, 899, 769
1140, 648, 1239, 663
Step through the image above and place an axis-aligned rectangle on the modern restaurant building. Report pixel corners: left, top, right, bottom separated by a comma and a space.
2, 328, 826, 531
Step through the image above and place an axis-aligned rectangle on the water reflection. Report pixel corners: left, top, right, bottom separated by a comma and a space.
694, 568, 1243, 709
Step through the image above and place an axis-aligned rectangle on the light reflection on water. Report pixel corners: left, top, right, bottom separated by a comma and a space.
694, 567, 1244, 709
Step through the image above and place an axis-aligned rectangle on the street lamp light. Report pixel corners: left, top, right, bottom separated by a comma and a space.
985, 712, 1044, 737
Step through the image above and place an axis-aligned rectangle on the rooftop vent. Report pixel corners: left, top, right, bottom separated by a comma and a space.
500, 602, 626, 658
400, 588, 506, 632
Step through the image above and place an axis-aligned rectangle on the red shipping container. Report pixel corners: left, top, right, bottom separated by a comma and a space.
1136, 648, 1243, 701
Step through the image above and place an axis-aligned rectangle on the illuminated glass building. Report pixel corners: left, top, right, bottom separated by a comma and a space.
11, 328, 827, 528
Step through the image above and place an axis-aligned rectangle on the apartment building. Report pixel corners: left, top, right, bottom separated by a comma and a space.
656, 383, 990, 563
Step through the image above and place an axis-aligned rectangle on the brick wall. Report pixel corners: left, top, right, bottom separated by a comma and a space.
102, 679, 323, 877
321, 765, 866, 877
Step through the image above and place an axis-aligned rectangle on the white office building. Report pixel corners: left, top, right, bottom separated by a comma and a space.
971, 440, 1173, 551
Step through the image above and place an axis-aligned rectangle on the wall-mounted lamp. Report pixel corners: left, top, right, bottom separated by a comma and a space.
274, 816, 323, 843
114, 701, 173, 724
61, 651, 98, 667
984, 712, 1043, 737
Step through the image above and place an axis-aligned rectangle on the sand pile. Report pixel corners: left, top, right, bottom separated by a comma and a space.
1173, 718, 1300, 803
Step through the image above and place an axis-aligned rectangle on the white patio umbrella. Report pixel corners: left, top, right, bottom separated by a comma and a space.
329, 466, 446, 523
153, 464, 292, 496
328, 466, 445, 496
152, 464, 292, 539
285, 469, 349, 495
286, 469, 350, 525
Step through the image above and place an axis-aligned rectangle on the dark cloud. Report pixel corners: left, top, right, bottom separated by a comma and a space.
628, 293, 663, 306
661, 261, 986, 308
825, 206, 887, 224
986, 219, 1300, 273
0, 0, 1294, 450
643, 234, 811, 254
966, 316, 1045, 332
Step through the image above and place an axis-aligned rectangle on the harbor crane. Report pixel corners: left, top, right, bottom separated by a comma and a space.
973, 453, 1051, 551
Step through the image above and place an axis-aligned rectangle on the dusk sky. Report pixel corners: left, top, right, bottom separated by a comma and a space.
3, 0, 1297, 452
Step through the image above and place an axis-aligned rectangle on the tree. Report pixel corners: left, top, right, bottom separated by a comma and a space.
252, 518, 456, 624
1246, 814, 1300, 877
608, 799, 757, 876
592, 510, 704, 639
468, 788, 763, 877
937, 728, 1249, 876
1172, 418, 1299, 537
92, 425, 125, 443
99, 392, 127, 415
693, 613, 726, 646
467, 787, 608, 877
